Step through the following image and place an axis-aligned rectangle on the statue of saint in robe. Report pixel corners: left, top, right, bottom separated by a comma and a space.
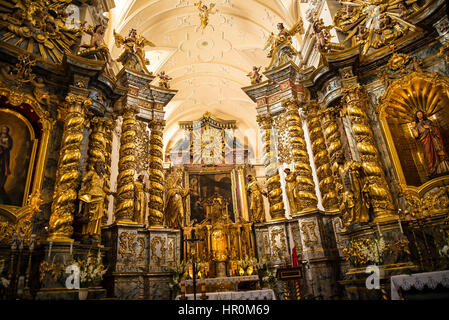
78, 161, 114, 241
411, 110, 449, 177
246, 175, 267, 223
134, 175, 148, 225
333, 153, 370, 227
165, 173, 189, 228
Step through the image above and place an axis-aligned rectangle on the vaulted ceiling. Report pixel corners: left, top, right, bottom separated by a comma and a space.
106, 0, 303, 156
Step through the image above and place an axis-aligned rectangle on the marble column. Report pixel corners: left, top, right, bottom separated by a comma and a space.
341, 81, 395, 221
305, 102, 338, 212
148, 119, 166, 227
115, 104, 138, 223
236, 165, 250, 222
284, 99, 318, 213
256, 114, 285, 220
48, 93, 92, 242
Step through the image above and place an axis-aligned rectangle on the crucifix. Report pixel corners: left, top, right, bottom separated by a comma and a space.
184, 229, 204, 300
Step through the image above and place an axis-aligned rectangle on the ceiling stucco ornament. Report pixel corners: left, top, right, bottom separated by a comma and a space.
179, 30, 232, 62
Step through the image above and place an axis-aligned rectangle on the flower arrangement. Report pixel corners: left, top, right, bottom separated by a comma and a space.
0, 259, 9, 289
238, 257, 257, 272
343, 234, 386, 266
73, 250, 107, 288
168, 261, 187, 299
255, 257, 279, 299
439, 236, 449, 259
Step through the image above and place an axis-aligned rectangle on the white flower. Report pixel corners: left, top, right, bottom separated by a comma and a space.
1, 277, 9, 288
440, 245, 449, 258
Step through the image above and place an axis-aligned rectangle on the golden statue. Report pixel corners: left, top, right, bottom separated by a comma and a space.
333, 153, 370, 227
411, 110, 449, 177
246, 175, 267, 223
333, 0, 418, 55
246, 66, 262, 85
164, 170, 189, 229
264, 20, 304, 64
194, 1, 217, 29
78, 160, 114, 241
79, 23, 112, 64
114, 28, 155, 73
310, 13, 344, 53
283, 168, 301, 215
134, 175, 149, 225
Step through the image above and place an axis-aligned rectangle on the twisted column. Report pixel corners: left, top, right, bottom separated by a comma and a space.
256, 114, 285, 220
284, 99, 317, 213
115, 105, 138, 223
341, 82, 395, 221
87, 117, 107, 171
48, 93, 91, 241
305, 102, 338, 211
319, 108, 343, 168
148, 119, 165, 227
103, 118, 113, 225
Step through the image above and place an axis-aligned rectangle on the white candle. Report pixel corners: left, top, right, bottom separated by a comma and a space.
69, 243, 73, 256
377, 223, 381, 236
398, 219, 403, 234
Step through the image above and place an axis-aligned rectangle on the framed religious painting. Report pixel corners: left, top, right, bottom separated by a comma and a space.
184, 168, 239, 226
0, 108, 38, 208
0, 89, 52, 228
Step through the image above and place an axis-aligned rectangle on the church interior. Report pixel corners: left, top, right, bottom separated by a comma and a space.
0, 0, 449, 301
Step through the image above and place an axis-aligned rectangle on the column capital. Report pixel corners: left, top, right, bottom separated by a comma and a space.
256, 113, 273, 129
150, 119, 166, 130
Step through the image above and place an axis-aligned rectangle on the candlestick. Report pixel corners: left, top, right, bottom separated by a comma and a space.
48, 242, 53, 259
398, 219, 403, 234
200, 277, 208, 300
180, 280, 186, 299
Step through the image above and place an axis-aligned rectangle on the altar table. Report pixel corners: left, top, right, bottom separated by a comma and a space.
176, 289, 276, 300
390, 270, 449, 300
184, 275, 259, 287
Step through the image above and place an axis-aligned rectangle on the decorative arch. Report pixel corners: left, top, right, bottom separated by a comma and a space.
377, 71, 449, 199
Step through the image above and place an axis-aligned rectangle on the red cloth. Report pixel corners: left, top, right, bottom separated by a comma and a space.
291, 247, 298, 267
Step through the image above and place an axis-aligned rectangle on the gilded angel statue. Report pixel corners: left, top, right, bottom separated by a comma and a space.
264, 21, 304, 57
194, 1, 217, 29
264, 20, 304, 69
113, 28, 156, 65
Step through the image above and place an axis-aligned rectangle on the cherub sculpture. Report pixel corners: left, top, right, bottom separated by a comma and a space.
31, 77, 51, 105
247, 66, 262, 84
194, 1, 217, 29
157, 71, 172, 89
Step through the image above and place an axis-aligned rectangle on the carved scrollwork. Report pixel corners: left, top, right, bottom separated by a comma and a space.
301, 221, 319, 245
0, 0, 82, 63
400, 184, 449, 219
270, 228, 286, 256
151, 236, 166, 262
119, 232, 136, 259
